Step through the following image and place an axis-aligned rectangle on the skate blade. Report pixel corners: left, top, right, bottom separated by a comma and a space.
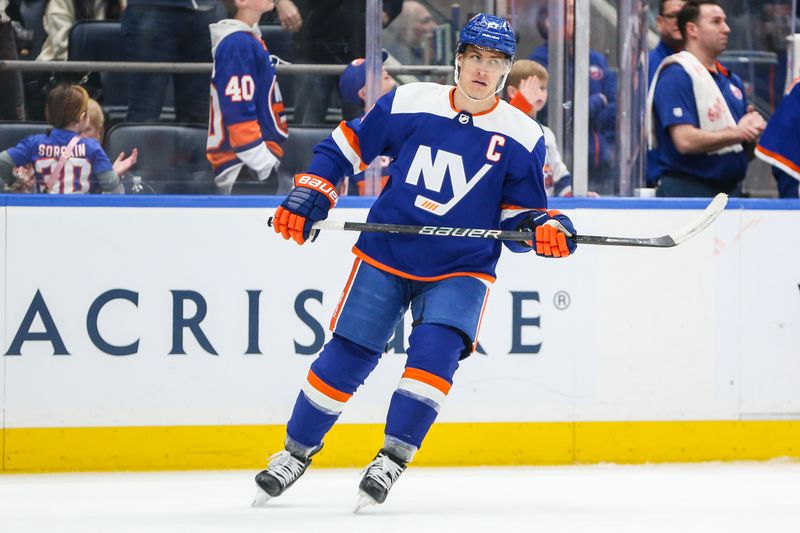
354, 491, 377, 513
251, 486, 271, 507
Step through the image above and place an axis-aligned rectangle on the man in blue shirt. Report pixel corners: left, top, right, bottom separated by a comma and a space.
646, 0, 685, 187
650, 0, 766, 197
649, 0, 686, 82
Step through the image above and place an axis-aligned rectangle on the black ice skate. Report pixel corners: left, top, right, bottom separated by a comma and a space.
355, 449, 407, 512
252, 450, 314, 506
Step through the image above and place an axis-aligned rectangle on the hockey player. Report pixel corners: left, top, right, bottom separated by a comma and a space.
206, 0, 288, 195
258, 13, 578, 509
0, 84, 121, 194
755, 79, 800, 198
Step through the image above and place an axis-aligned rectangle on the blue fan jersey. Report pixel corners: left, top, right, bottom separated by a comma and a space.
207, 21, 288, 176
307, 82, 548, 282
5, 128, 113, 194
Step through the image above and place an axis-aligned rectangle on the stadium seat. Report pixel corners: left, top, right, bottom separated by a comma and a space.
259, 25, 296, 63
105, 123, 213, 194
68, 21, 175, 121
260, 24, 296, 117
0, 121, 50, 150
276, 126, 330, 190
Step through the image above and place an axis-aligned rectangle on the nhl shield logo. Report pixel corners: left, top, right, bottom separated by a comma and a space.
458, 113, 470, 125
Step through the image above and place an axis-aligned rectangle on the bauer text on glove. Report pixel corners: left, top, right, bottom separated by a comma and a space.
272, 174, 338, 245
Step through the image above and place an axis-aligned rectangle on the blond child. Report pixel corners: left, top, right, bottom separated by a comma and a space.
506, 60, 576, 197
82, 98, 138, 176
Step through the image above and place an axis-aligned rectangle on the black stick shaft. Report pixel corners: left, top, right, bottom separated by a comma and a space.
268, 218, 676, 247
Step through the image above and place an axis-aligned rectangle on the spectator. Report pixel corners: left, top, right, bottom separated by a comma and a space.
754, 3, 796, 111
82, 97, 106, 141
337, 50, 396, 195
648, 0, 766, 197
0, 84, 122, 193
505, 59, 573, 197
529, 1, 617, 195
649, 0, 686, 82
273, 0, 301, 32
207, 0, 287, 195
646, 0, 686, 188
383, 0, 437, 66
122, 0, 222, 123
38, 0, 124, 62
0, 0, 24, 120
83, 97, 138, 177
755, 79, 800, 198
292, 0, 402, 125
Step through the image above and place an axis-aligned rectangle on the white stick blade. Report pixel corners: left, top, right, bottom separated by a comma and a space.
667, 193, 728, 245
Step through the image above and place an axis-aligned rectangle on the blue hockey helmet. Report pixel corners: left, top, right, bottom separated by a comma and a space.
456, 13, 516, 58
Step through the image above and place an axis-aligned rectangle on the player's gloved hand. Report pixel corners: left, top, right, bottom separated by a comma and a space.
518, 209, 577, 258
272, 173, 338, 245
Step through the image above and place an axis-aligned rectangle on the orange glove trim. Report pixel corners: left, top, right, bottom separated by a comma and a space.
273, 206, 292, 240
289, 212, 307, 245
534, 224, 571, 258
294, 174, 339, 207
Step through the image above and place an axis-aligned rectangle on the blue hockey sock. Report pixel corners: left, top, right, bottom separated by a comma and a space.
286, 335, 381, 450
384, 324, 465, 452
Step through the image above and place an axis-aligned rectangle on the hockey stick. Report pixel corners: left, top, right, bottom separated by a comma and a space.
267, 193, 728, 248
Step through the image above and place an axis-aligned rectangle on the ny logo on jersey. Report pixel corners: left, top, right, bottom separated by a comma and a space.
406, 139, 505, 216
405, 144, 493, 215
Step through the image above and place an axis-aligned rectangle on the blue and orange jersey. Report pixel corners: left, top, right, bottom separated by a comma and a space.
756, 80, 800, 182
307, 82, 548, 282
207, 20, 288, 176
4, 128, 114, 193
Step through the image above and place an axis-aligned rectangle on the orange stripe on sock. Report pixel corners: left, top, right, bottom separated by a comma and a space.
403, 368, 452, 395
307, 370, 352, 403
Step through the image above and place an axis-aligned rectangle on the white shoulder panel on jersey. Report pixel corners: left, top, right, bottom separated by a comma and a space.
473, 100, 544, 153
390, 82, 457, 119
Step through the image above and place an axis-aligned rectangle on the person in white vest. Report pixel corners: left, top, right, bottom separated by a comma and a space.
647, 0, 766, 197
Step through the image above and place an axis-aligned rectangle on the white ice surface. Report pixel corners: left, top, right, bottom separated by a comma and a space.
2, 462, 799, 533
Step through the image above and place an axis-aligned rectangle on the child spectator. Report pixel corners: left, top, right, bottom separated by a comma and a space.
83, 97, 138, 176
505, 59, 586, 197
207, 0, 287, 195
337, 50, 395, 195
0, 84, 123, 193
